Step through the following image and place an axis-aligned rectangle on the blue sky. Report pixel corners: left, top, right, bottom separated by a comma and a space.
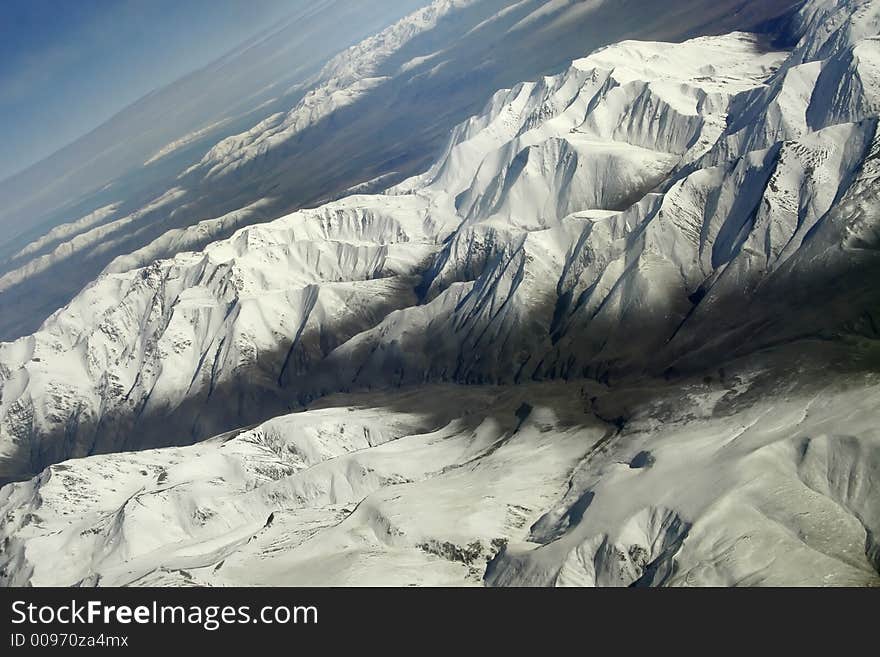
0, 0, 303, 181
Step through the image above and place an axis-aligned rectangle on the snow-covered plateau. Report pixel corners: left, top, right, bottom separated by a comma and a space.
1, 0, 879, 586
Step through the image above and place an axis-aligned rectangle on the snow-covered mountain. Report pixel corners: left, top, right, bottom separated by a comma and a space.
1, 0, 879, 587
0, 0, 797, 342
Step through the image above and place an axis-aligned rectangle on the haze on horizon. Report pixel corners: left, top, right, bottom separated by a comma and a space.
0, 0, 308, 182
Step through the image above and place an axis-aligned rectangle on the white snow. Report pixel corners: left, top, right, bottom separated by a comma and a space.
2, 357, 877, 587
1, 0, 879, 587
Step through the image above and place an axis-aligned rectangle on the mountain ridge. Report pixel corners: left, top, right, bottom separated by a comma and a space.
0, 0, 800, 341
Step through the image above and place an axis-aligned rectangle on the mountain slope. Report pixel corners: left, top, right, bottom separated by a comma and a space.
0, 30, 797, 483
2, 349, 877, 586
